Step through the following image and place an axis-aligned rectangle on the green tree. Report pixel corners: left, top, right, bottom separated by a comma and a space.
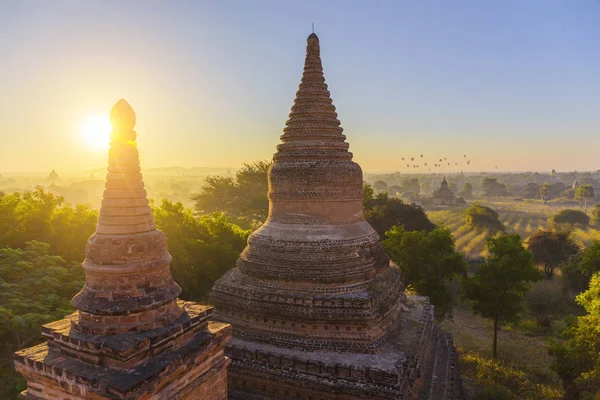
402, 178, 421, 199
192, 161, 271, 228
527, 230, 579, 279
364, 192, 435, 238
0, 242, 85, 399
482, 177, 510, 197
152, 200, 249, 301
373, 180, 388, 192
0, 188, 97, 262
463, 234, 542, 358
384, 225, 466, 320
464, 203, 505, 234
574, 184, 595, 214
590, 203, 600, 227
540, 183, 551, 204
363, 183, 375, 207
549, 273, 600, 399
562, 240, 600, 294
461, 182, 473, 199
388, 185, 402, 197
549, 209, 590, 232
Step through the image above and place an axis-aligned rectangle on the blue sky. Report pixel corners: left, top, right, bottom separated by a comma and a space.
1, 0, 599, 173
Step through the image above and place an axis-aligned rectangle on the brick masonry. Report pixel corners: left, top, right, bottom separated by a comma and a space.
13, 99, 231, 400
211, 33, 465, 399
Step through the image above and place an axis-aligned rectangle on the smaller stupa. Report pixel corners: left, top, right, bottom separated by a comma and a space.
14, 100, 231, 400
433, 176, 456, 206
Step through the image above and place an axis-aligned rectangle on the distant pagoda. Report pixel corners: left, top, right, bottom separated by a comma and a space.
433, 176, 456, 206
210, 33, 463, 399
14, 100, 231, 400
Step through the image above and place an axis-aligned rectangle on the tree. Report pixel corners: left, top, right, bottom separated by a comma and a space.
373, 180, 388, 192
402, 178, 420, 198
464, 203, 505, 234
192, 161, 271, 228
562, 240, 600, 294
590, 203, 600, 227
549, 209, 590, 232
152, 200, 249, 301
481, 177, 510, 197
384, 225, 466, 320
549, 273, 600, 399
363, 192, 435, 238
388, 185, 402, 197
463, 234, 541, 358
540, 183, 551, 204
575, 184, 595, 214
0, 242, 85, 399
527, 230, 579, 279
461, 182, 473, 199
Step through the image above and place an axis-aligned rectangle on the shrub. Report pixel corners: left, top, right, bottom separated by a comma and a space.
464, 203, 505, 234
549, 209, 589, 232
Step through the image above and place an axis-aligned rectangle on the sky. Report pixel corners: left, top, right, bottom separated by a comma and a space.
1, 0, 599, 174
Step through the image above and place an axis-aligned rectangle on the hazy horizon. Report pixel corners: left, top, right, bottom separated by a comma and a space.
1, 1, 599, 174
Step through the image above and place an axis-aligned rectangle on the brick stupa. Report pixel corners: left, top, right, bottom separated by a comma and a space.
14, 100, 231, 400
210, 34, 464, 399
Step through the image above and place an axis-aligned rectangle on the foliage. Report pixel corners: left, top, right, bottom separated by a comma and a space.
464, 203, 505, 234
549, 209, 590, 231
482, 177, 511, 197
192, 160, 271, 228
461, 351, 563, 400
574, 184, 595, 213
0, 187, 97, 262
0, 242, 85, 399
401, 178, 420, 198
463, 234, 542, 358
525, 279, 569, 329
372, 180, 387, 192
563, 240, 600, 294
383, 225, 466, 320
461, 182, 473, 199
387, 185, 402, 197
152, 200, 250, 301
549, 273, 600, 400
364, 191, 435, 238
590, 204, 600, 227
540, 183, 551, 203
527, 230, 579, 279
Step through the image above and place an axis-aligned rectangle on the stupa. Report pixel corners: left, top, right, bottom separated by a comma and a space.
433, 176, 456, 206
14, 100, 231, 400
210, 34, 463, 399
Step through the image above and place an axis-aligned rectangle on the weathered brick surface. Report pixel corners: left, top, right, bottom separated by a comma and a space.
14, 99, 231, 400
210, 33, 464, 399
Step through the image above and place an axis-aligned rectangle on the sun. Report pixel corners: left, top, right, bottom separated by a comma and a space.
81, 116, 111, 150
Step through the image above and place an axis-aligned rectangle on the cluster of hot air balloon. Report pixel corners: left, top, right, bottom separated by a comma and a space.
400, 154, 472, 172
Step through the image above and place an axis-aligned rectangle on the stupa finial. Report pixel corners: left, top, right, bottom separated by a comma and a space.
110, 98, 136, 131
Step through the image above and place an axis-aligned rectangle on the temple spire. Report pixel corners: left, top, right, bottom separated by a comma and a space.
72, 99, 181, 335
96, 99, 155, 235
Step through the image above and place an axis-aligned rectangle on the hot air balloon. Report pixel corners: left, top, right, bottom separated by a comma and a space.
444, 157, 446, 161
424, 163, 427, 166
447, 163, 450, 166
420, 154, 423, 158
455, 162, 458, 165
439, 158, 442, 162
407, 164, 410, 167
402, 157, 404, 161
464, 155, 466, 158
411, 157, 414, 161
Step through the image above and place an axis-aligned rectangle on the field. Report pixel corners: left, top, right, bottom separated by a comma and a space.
427, 199, 600, 257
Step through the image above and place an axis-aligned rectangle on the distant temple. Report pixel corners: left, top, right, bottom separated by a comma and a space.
14, 100, 231, 399
48, 169, 59, 182
210, 33, 463, 400
433, 176, 456, 206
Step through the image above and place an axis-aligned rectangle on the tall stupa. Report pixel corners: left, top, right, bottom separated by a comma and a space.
14, 100, 231, 400
210, 34, 464, 399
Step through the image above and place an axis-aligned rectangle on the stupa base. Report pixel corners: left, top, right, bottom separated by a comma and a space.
225, 296, 463, 400
14, 302, 231, 400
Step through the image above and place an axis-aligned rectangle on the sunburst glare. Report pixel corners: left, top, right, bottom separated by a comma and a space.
81, 116, 111, 150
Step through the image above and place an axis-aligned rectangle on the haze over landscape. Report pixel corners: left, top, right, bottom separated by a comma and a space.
1, 0, 600, 173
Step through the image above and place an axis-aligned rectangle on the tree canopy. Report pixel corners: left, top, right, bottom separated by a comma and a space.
463, 234, 541, 358
482, 177, 511, 197
363, 191, 435, 238
464, 203, 505, 234
549, 209, 590, 231
384, 225, 466, 320
192, 160, 271, 228
527, 230, 579, 279
550, 273, 600, 399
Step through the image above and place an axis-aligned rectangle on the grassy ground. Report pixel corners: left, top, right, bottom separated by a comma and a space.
441, 305, 564, 399
427, 199, 600, 258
